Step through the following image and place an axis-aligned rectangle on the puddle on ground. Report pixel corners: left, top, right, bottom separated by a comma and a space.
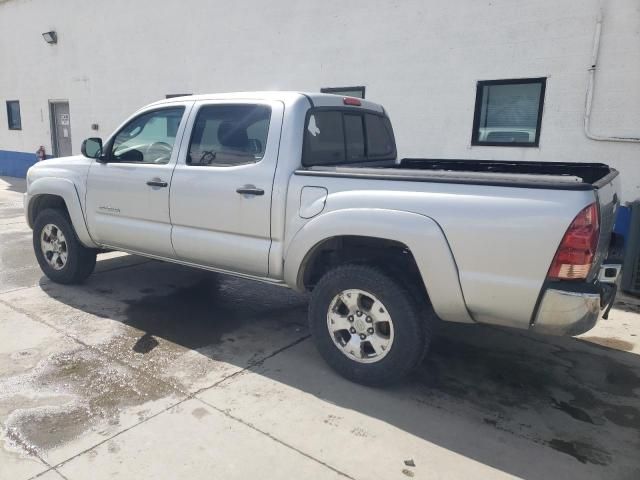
81, 276, 311, 389
31, 273, 311, 416
546, 439, 611, 465
412, 325, 640, 465
551, 399, 595, 424
191, 407, 210, 420
65, 275, 309, 382
38, 272, 309, 389
132, 333, 159, 354
1, 348, 175, 455
120, 276, 308, 351
122, 278, 250, 350
42, 274, 308, 359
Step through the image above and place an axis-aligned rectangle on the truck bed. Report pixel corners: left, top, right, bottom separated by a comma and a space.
297, 159, 618, 191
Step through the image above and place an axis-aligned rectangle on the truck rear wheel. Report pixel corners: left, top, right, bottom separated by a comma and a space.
33, 208, 97, 284
308, 264, 432, 386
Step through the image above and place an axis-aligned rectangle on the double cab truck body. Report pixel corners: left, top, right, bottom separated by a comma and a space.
25, 92, 621, 385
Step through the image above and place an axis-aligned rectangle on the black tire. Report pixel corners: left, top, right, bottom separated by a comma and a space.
33, 208, 97, 284
308, 264, 433, 386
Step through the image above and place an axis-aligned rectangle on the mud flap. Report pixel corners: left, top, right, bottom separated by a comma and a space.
601, 283, 618, 320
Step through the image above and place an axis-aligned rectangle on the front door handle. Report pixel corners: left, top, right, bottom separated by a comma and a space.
236, 186, 264, 196
146, 180, 168, 188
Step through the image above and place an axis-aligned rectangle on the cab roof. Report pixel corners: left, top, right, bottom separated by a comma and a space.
147, 91, 385, 113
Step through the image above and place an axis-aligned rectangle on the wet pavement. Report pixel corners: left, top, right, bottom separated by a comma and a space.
1, 175, 640, 479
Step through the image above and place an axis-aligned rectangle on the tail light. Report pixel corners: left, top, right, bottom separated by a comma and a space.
343, 97, 361, 106
547, 203, 599, 280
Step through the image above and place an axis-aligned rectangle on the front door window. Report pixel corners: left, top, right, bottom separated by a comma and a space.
110, 107, 185, 164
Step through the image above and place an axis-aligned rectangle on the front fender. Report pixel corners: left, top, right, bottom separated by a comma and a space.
26, 177, 97, 248
284, 208, 474, 323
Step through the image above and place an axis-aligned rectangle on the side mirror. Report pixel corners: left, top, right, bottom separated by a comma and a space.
81, 137, 104, 160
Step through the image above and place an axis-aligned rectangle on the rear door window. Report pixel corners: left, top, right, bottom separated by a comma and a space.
187, 104, 271, 166
302, 110, 396, 167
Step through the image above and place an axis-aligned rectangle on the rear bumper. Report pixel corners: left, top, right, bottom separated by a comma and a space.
531, 264, 620, 336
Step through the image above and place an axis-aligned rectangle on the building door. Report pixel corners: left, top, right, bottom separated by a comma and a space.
50, 102, 72, 157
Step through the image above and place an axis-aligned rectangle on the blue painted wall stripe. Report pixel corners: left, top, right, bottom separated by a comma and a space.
0, 150, 39, 178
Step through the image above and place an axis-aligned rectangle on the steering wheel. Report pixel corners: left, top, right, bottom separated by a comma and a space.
199, 151, 217, 165
145, 142, 173, 163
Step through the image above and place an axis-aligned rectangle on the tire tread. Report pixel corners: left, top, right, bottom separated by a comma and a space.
309, 264, 433, 386
33, 208, 96, 284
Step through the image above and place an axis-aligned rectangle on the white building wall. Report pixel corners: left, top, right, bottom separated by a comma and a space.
1, 0, 639, 199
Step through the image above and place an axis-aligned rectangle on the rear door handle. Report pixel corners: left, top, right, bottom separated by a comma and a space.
146, 180, 168, 188
236, 186, 264, 196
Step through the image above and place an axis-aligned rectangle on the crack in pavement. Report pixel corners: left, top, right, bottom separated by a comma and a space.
196, 395, 355, 480
191, 334, 312, 396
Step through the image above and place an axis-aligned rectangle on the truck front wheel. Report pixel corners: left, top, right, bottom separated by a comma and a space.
308, 264, 432, 386
33, 208, 97, 285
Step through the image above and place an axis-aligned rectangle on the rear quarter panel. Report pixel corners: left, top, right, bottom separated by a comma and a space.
285, 174, 596, 329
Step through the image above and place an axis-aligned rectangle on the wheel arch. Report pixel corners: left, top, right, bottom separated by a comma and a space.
284, 208, 474, 323
27, 178, 97, 248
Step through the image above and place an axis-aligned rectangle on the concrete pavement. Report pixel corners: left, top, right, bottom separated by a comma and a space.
1, 176, 639, 479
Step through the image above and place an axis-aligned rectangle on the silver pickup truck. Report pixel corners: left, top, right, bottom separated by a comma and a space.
25, 92, 621, 385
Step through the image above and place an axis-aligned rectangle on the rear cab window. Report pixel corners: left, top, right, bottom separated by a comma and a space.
302, 109, 396, 167
365, 114, 395, 158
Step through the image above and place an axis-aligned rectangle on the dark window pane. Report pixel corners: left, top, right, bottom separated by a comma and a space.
303, 111, 345, 166
188, 104, 270, 166
474, 79, 545, 145
365, 114, 395, 158
7, 101, 21, 130
344, 114, 365, 161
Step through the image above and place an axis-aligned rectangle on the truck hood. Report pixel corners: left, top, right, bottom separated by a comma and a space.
30, 155, 91, 171
27, 155, 93, 189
